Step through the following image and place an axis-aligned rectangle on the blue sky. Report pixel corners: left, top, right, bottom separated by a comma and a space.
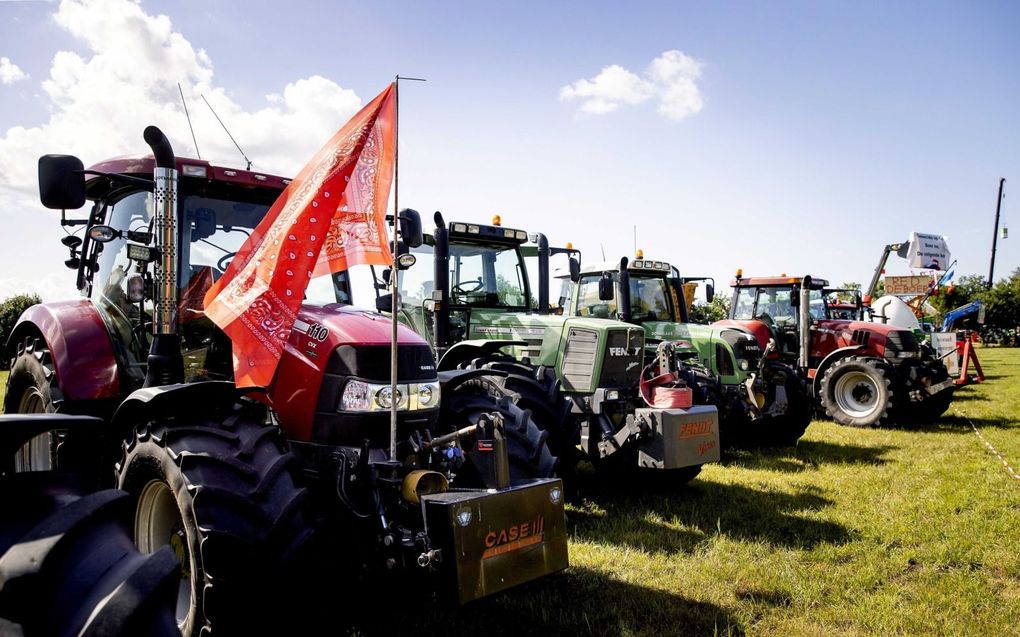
1, 0, 1017, 303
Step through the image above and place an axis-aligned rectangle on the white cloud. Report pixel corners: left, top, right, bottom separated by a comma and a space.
0, 0, 364, 210
0, 0, 367, 301
0, 57, 29, 85
559, 49, 705, 121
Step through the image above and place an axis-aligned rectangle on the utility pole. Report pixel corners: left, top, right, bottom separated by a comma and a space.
988, 178, 1006, 288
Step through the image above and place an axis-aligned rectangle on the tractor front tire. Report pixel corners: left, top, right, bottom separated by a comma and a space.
459, 355, 577, 473
116, 401, 311, 637
819, 356, 894, 427
441, 375, 557, 485
761, 363, 812, 446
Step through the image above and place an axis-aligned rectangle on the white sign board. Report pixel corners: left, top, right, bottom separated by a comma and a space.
931, 332, 959, 376
907, 232, 951, 271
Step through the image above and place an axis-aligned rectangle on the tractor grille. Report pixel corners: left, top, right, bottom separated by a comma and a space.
885, 330, 919, 355
722, 329, 762, 370
599, 328, 644, 388
561, 328, 598, 391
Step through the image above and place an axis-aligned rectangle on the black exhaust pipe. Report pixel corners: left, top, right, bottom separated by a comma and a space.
618, 257, 631, 322
433, 212, 451, 351
536, 233, 549, 314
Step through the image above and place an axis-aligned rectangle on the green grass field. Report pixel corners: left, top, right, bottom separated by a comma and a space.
355, 347, 1020, 636
4, 350, 1018, 636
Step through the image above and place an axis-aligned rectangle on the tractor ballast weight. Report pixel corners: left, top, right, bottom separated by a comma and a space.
3, 127, 567, 634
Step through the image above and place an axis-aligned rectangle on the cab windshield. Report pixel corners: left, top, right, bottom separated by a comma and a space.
574, 272, 674, 322
447, 243, 530, 309
732, 286, 827, 325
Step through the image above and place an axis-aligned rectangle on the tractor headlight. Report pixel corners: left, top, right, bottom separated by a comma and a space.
606, 389, 621, 401
375, 386, 405, 410
739, 359, 750, 371
340, 380, 440, 413
417, 382, 438, 408
341, 380, 372, 411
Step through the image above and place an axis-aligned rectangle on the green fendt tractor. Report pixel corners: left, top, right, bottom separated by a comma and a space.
372, 214, 721, 483
560, 256, 812, 447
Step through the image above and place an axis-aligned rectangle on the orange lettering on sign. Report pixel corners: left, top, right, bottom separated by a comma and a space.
481, 517, 545, 558
698, 440, 717, 456
678, 420, 715, 438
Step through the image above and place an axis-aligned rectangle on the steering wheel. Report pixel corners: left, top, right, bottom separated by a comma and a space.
452, 279, 484, 294
217, 251, 237, 272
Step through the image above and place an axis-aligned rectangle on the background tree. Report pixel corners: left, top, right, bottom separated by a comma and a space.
836, 281, 862, 302
688, 296, 731, 324
0, 293, 41, 368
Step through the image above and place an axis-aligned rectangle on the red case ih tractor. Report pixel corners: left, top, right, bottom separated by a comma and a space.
0, 127, 567, 636
715, 275, 955, 427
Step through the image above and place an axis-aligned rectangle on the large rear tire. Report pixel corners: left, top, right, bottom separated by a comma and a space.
116, 400, 311, 637
0, 477, 180, 637
819, 356, 894, 427
440, 375, 557, 485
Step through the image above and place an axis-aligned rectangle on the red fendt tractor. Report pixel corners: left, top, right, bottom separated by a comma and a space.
715, 274, 955, 427
0, 127, 567, 636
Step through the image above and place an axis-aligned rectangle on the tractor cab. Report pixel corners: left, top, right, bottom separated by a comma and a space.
726, 276, 829, 360
58, 155, 293, 387
375, 218, 537, 354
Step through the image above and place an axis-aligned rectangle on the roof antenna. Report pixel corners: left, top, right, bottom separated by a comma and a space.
201, 94, 252, 170
600, 243, 606, 260
178, 82, 201, 160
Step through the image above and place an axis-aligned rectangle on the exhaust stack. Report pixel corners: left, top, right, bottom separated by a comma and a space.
798, 276, 812, 371
143, 126, 184, 386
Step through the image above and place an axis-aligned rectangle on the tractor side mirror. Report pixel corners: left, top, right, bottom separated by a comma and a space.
398, 208, 423, 248
569, 257, 580, 283
39, 155, 86, 210
598, 274, 614, 301
705, 283, 715, 303
376, 292, 393, 313
790, 290, 799, 307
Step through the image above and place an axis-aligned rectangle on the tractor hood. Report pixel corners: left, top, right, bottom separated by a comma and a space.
295, 303, 429, 347
270, 303, 436, 440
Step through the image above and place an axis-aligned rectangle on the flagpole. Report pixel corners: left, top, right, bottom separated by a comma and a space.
389, 75, 425, 462
390, 77, 400, 461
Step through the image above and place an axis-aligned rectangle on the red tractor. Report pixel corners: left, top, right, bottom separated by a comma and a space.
715, 274, 955, 427
0, 127, 567, 636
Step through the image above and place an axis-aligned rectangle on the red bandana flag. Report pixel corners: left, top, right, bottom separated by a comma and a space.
204, 84, 396, 387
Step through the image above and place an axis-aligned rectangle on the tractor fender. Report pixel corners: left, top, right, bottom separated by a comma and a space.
812, 345, 867, 395
6, 300, 120, 402
437, 339, 528, 372
112, 381, 254, 433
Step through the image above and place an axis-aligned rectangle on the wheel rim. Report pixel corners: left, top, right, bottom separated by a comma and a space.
833, 371, 880, 418
14, 388, 53, 471
135, 479, 192, 626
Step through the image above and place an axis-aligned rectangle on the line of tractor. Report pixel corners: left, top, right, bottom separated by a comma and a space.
0, 128, 957, 636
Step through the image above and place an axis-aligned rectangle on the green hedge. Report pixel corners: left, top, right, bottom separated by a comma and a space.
0, 294, 41, 368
